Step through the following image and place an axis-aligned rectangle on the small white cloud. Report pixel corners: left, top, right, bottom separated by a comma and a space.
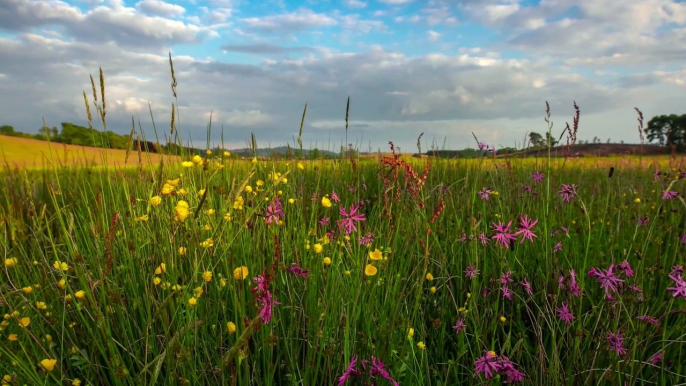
344, 0, 367, 9
427, 30, 440, 42
379, 0, 413, 4
136, 0, 185, 17
532, 79, 546, 88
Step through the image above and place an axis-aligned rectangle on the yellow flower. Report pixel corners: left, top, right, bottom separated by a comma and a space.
153, 277, 161, 286
220, 278, 227, 287
321, 197, 332, 208
345, 270, 351, 276
182, 161, 194, 168
192, 155, 203, 164
245, 185, 253, 193
73, 379, 82, 386
256, 180, 264, 187
40, 359, 57, 371
252, 157, 258, 164
198, 189, 206, 196
8, 334, 17, 341
369, 248, 383, 261
53, 260, 69, 272
206, 149, 213, 156
36, 301, 47, 310
193, 286, 204, 298
3, 375, 13, 384
281, 177, 288, 184
58, 278, 66, 289
313, 243, 323, 254
364, 264, 378, 276
4, 258, 17, 268
155, 263, 166, 275
297, 162, 304, 170
19, 317, 30, 327
417, 341, 426, 350
166, 178, 180, 186
430, 286, 437, 294
74, 290, 86, 300
499, 316, 507, 323
233, 266, 249, 280
202, 271, 213, 282
227, 321, 237, 334
634, 198, 641, 203
224, 213, 232, 222
425, 273, 434, 281
408, 328, 414, 338
188, 297, 197, 306
45, 334, 52, 343
22, 286, 33, 295
174, 200, 190, 222
323, 257, 332, 265
233, 196, 244, 210
200, 238, 214, 248
224, 151, 231, 157
214, 161, 224, 169
178, 247, 187, 255
150, 196, 162, 207
134, 215, 148, 222
205, 209, 215, 216
288, 198, 295, 204
161, 183, 175, 195
177, 188, 187, 195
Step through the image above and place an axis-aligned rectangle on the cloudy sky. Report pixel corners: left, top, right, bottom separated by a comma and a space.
0, 0, 685, 152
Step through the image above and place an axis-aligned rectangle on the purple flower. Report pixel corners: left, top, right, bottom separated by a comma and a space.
648, 351, 663, 365
359, 232, 374, 246
287, 263, 309, 279
514, 215, 538, 243
521, 279, 533, 295
637, 216, 649, 226
522, 185, 532, 193
319, 217, 330, 227
474, 351, 501, 379
558, 184, 579, 203
331, 190, 340, 203
654, 168, 660, 181
478, 233, 489, 245
569, 269, 580, 297
553, 242, 563, 254
478, 142, 489, 151
465, 265, 480, 279
501, 271, 513, 285
337, 204, 366, 235
478, 187, 492, 201
532, 171, 544, 183
453, 318, 466, 333
589, 265, 624, 300
556, 302, 575, 325
264, 197, 284, 225
458, 233, 467, 242
369, 357, 398, 386
337, 356, 359, 386
681, 234, 686, 244
617, 260, 634, 277
667, 271, 686, 299
637, 315, 659, 325
499, 356, 526, 384
607, 331, 628, 355
311, 193, 318, 201
491, 221, 517, 249
252, 273, 280, 324
501, 286, 514, 301
662, 190, 678, 200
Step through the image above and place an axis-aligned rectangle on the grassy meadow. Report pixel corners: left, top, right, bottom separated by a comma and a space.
1, 148, 686, 385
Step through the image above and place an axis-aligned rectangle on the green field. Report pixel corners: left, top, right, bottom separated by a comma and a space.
1, 150, 686, 385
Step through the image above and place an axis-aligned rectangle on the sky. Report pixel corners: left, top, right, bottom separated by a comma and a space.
0, 0, 685, 152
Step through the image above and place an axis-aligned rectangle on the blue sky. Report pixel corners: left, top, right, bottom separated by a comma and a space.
0, 0, 685, 151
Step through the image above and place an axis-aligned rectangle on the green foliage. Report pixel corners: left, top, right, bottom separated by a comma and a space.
645, 114, 686, 149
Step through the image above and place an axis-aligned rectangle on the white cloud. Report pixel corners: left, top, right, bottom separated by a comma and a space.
427, 30, 440, 41
344, 0, 367, 9
378, 0, 413, 4
135, 0, 185, 17
242, 9, 337, 33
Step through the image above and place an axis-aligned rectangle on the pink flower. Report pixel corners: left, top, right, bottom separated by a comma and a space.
514, 215, 538, 243
287, 263, 309, 279
474, 351, 501, 379
491, 221, 517, 249
589, 265, 624, 300
520, 279, 533, 296
331, 190, 340, 203
607, 331, 628, 355
337, 356, 359, 386
337, 204, 366, 235
556, 302, 575, 325
264, 197, 284, 225
478, 187, 492, 201
667, 271, 686, 299
662, 190, 679, 200
452, 318, 466, 333
465, 265, 480, 279
558, 184, 579, 203
532, 171, 544, 183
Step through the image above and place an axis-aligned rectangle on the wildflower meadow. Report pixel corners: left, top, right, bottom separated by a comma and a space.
2, 69, 686, 386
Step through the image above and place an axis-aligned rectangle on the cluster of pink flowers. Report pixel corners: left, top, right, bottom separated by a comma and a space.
338, 355, 398, 386
474, 351, 526, 383
491, 215, 539, 248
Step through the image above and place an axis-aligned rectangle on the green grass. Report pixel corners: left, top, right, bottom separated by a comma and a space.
1, 151, 686, 385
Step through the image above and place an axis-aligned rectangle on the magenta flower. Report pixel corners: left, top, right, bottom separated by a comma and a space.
532, 171, 544, 183
681, 234, 686, 244
264, 197, 284, 225
287, 263, 309, 279
478, 142, 489, 151
637, 216, 649, 226
491, 221, 517, 249
556, 302, 575, 325
337, 356, 359, 386
337, 204, 366, 235
637, 315, 659, 325
331, 190, 340, 203
453, 318, 466, 333
359, 232, 374, 246
558, 183, 579, 203
501, 271, 513, 285
662, 190, 678, 200
319, 217, 330, 227
252, 273, 280, 324
478, 187, 492, 201
617, 260, 634, 277
369, 357, 398, 386
474, 351, 501, 379
648, 351, 663, 365
458, 233, 467, 242
589, 265, 624, 300
553, 242, 563, 254
521, 278, 533, 295
499, 356, 526, 383
654, 168, 660, 181
569, 269, 580, 297
514, 215, 538, 243
501, 286, 513, 301
478, 233, 489, 245
667, 271, 686, 299
465, 265, 480, 279
607, 331, 628, 355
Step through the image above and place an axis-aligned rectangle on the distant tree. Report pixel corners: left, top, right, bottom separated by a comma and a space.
645, 114, 686, 149
310, 148, 320, 159
0, 125, 16, 136
545, 132, 558, 147
528, 132, 545, 148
